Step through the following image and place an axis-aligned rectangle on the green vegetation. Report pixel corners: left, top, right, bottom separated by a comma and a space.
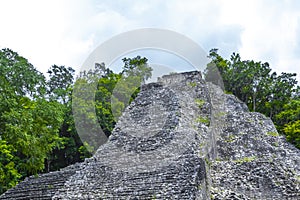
296, 175, 300, 182
195, 99, 205, 109
188, 82, 197, 87
283, 121, 300, 148
207, 49, 300, 149
273, 142, 279, 147
215, 111, 226, 118
204, 157, 212, 167
275, 100, 300, 148
234, 156, 256, 164
224, 135, 236, 143
0, 49, 64, 193
267, 131, 279, 137
0, 48, 151, 194
195, 116, 210, 126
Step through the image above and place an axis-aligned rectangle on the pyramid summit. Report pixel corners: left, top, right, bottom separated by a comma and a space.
1, 71, 299, 199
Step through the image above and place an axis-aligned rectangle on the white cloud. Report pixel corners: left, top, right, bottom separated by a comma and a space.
0, 0, 299, 81
218, 0, 300, 80
0, 0, 67, 72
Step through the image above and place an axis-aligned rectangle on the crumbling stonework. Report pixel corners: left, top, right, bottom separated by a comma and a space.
1, 71, 299, 199
209, 85, 300, 199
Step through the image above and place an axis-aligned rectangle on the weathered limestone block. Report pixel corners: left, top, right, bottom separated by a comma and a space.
210, 91, 300, 199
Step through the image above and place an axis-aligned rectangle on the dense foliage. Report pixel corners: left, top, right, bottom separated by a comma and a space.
73, 56, 150, 152
0, 48, 151, 194
206, 49, 300, 148
0, 49, 64, 193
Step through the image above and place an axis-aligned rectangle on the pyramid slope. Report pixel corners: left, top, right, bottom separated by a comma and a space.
1, 71, 299, 200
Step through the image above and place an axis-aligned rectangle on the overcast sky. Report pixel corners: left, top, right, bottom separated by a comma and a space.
0, 0, 300, 81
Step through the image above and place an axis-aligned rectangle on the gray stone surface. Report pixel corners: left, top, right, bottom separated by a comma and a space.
0, 163, 81, 200
210, 94, 300, 199
1, 71, 299, 200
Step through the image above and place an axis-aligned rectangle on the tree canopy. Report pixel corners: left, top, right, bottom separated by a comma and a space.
0, 48, 152, 194
206, 49, 299, 148
0, 49, 64, 193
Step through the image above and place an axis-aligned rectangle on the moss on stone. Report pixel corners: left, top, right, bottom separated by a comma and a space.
267, 131, 279, 137
195, 116, 210, 126
188, 82, 197, 87
233, 156, 256, 164
195, 99, 205, 109
225, 135, 236, 143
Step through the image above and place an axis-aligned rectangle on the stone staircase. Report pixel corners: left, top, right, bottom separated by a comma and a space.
0, 163, 80, 200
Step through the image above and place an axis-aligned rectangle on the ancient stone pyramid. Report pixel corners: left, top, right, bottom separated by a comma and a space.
1, 71, 299, 199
